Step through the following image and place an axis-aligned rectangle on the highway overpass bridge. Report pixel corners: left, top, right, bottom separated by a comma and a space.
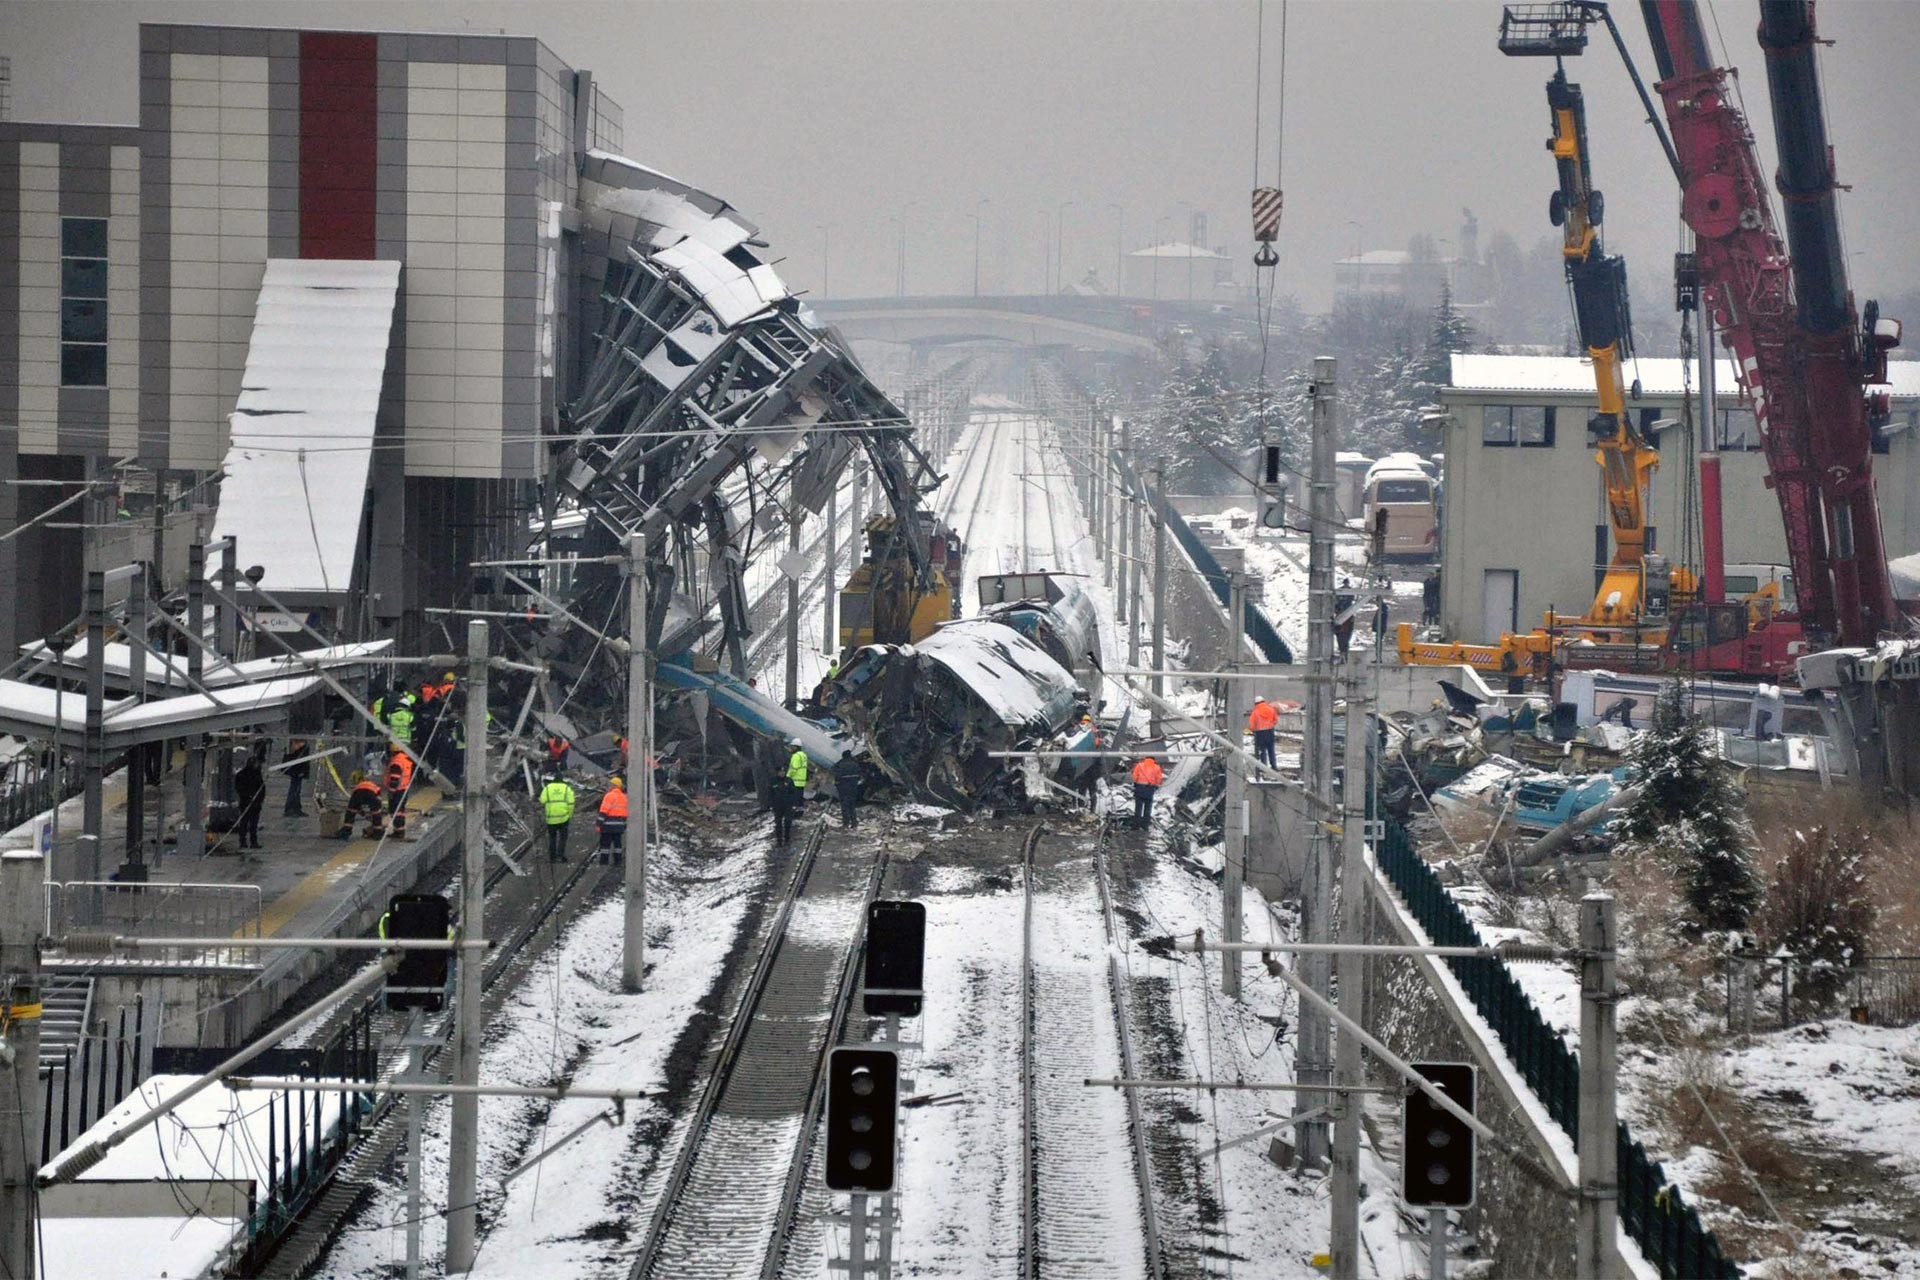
807, 295, 1246, 355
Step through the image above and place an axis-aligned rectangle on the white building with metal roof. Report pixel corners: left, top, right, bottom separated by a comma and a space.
1433, 353, 1920, 647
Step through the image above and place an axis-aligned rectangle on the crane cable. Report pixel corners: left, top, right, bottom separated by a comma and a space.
1252, 0, 1290, 470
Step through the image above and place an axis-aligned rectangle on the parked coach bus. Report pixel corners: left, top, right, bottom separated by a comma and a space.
1362, 453, 1439, 564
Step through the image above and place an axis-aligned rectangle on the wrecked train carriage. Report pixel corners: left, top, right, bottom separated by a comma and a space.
975, 572, 1104, 703
826, 617, 1085, 809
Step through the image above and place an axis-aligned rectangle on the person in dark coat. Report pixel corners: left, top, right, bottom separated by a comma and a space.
235, 755, 266, 851
283, 738, 311, 816
831, 750, 863, 829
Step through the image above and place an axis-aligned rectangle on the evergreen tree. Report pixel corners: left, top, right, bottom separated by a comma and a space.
1617, 683, 1760, 934
1422, 282, 1478, 390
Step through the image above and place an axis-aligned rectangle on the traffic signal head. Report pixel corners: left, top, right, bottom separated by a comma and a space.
1403, 1061, 1476, 1208
863, 900, 926, 1017
825, 1048, 899, 1192
384, 893, 451, 1012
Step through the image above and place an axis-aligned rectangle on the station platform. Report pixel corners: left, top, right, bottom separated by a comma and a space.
18, 749, 467, 1050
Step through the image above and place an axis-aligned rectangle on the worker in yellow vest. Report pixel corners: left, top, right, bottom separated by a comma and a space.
539, 771, 577, 862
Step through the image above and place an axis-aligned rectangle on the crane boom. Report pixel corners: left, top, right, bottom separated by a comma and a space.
1544, 69, 1662, 628
1638, 0, 1899, 645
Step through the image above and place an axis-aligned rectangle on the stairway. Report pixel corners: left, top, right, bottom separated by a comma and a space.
37, 973, 92, 1072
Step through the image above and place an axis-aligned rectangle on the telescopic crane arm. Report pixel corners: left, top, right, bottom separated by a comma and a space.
1543, 68, 1661, 627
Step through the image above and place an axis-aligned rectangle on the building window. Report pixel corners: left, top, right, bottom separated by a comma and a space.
59, 216, 108, 388
1482, 404, 1554, 447
1715, 406, 1761, 451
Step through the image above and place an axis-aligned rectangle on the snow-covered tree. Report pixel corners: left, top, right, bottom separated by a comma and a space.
1423, 282, 1478, 390
1755, 821, 1878, 1003
1616, 683, 1760, 934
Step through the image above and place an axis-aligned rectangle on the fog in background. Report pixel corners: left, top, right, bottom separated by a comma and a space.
6, 0, 1918, 337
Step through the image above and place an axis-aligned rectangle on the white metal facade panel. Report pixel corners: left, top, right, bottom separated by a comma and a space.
211, 258, 400, 595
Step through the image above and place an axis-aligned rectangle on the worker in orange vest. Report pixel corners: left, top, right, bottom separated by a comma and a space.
1248, 695, 1280, 768
597, 776, 629, 864
343, 773, 385, 840
385, 749, 415, 837
1129, 755, 1164, 830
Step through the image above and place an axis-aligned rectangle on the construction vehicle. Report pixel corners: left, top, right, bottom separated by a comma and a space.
837, 512, 964, 648
1400, 3, 1682, 680
1640, 0, 1903, 649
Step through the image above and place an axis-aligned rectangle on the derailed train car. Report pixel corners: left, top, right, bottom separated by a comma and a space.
824, 574, 1103, 809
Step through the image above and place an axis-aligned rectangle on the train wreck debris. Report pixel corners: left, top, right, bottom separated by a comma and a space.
824, 575, 1102, 809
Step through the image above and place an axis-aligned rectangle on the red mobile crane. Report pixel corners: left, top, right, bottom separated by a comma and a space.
1638, 0, 1904, 649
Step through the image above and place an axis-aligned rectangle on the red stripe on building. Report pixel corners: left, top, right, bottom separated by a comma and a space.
299, 32, 378, 260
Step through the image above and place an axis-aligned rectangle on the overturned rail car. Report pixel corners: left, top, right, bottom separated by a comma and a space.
825, 574, 1101, 808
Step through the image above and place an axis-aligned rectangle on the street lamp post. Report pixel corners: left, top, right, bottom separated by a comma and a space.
1054, 200, 1075, 294
1036, 210, 1051, 295
973, 197, 990, 297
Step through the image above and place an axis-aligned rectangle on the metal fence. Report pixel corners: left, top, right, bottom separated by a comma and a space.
47, 879, 263, 943
1378, 820, 1741, 1279
1724, 953, 1920, 1033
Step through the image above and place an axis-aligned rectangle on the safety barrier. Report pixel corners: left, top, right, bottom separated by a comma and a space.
1115, 455, 1293, 664
48, 879, 264, 942
1377, 820, 1741, 1279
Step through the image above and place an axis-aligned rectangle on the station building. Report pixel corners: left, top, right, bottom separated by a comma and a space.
0, 23, 629, 651
1435, 353, 1920, 643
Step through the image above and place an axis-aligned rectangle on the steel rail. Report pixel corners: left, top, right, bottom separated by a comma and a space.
1019, 820, 1043, 1280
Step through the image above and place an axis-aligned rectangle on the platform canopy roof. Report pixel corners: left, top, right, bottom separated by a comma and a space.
0, 674, 323, 750
17, 638, 392, 691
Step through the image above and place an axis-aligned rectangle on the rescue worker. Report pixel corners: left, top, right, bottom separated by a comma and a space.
343, 771, 385, 839
282, 738, 311, 816
1248, 696, 1280, 769
597, 776, 630, 863
1129, 754, 1164, 830
539, 770, 576, 861
387, 694, 417, 749
546, 734, 570, 770
1332, 579, 1358, 659
831, 750, 863, 829
1075, 714, 1102, 810
234, 753, 266, 851
385, 748, 415, 837
786, 737, 810, 795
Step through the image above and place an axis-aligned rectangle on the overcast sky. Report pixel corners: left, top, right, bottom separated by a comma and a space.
5, 0, 1918, 319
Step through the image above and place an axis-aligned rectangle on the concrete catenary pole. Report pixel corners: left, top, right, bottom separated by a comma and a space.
824, 483, 838, 656
1127, 486, 1144, 669
1152, 457, 1168, 705
1330, 659, 1370, 1277
0, 850, 45, 1280
445, 618, 490, 1274
1099, 417, 1114, 591
785, 512, 802, 708
81, 567, 105, 881
1575, 893, 1621, 1279
1295, 355, 1339, 1170
1116, 423, 1131, 619
624, 531, 650, 993
1222, 572, 1248, 998
216, 539, 238, 810
183, 541, 207, 859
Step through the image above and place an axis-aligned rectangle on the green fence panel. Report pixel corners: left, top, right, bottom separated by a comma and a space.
1378, 818, 1738, 1276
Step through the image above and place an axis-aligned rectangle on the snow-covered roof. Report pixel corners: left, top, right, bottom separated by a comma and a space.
213, 259, 400, 595
918, 620, 1078, 728
0, 673, 322, 748
1337, 250, 1414, 266
580, 149, 789, 329
1450, 352, 1920, 399
1128, 241, 1228, 260
17, 637, 390, 690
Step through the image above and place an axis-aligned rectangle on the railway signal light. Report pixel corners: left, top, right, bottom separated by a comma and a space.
825, 1048, 899, 1192
1403, 1062, 1477, 1208
382, 893, 450, 1012
863, 900, 925, 1017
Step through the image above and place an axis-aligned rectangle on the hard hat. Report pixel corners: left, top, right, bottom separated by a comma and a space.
1254, 695, 1266, 703
443, 671, 456, 681
790, 737, 803, 747
610, 775, 625, 788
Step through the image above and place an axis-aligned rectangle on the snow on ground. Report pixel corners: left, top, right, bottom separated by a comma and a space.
312, 823, 775, 1279
1128, 828, 1398, 1277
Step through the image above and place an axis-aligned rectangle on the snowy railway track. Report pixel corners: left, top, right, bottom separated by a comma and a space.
1022, 822, 1165, 1280
627, 821, 887, 1280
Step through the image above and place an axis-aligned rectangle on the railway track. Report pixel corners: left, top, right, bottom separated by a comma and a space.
627, 822, 886, 1280
1022, 821, 1164, 1280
